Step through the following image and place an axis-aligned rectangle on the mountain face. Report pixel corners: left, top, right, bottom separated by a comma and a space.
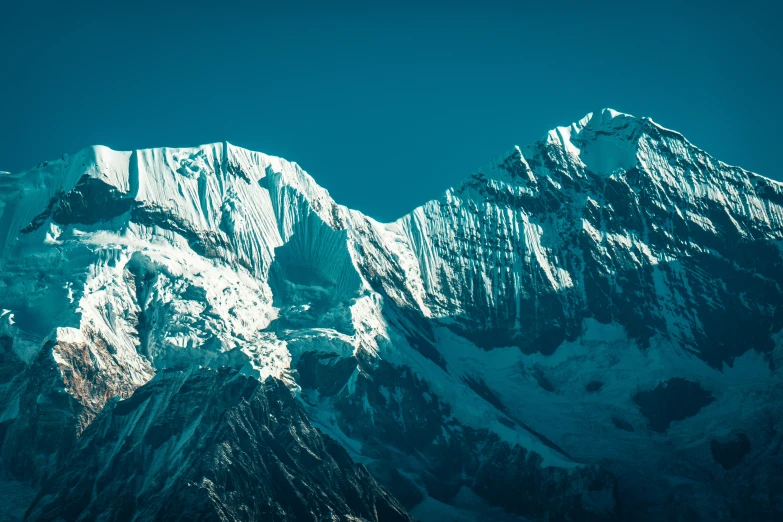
0, 109, 781, 521
25, 367, 412, 522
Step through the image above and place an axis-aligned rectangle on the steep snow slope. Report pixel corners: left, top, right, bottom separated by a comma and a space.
1, 110, 781, 521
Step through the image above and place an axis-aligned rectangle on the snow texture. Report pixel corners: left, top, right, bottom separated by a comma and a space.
1, 110, 782, 521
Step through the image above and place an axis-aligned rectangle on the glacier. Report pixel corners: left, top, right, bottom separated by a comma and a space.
0, 108, 781, 521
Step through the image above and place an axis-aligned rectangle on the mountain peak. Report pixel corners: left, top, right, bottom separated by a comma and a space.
541, 108, 658, 176
2, 107, 783, 522
589, 107, 629, 122
574, 107, 630, 130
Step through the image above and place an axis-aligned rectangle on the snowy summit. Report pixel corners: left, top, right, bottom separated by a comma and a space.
0, 110, 782, 522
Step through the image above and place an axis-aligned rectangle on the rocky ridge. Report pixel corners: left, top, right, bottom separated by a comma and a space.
0, 109, 781, 521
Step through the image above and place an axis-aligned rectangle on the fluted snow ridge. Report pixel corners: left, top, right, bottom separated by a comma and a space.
1, 109, 782, 521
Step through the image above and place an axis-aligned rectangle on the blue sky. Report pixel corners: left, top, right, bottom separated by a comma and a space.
1, 0, 781, 221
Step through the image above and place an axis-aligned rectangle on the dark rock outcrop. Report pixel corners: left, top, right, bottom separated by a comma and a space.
26, 367, 413, 522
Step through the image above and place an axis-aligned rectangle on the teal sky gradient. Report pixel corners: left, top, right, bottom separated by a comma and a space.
1, 0, 781, 221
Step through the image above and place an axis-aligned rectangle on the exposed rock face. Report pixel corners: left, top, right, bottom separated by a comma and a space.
0, 109, 781, 521
632, 378, 715, 433
26, 367, 412, 522
711, 433, 751, 470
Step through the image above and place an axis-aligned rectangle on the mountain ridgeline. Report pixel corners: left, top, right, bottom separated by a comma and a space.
0, 109, 781, 521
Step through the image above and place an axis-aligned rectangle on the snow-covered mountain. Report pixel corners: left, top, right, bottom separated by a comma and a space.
1, 109, 781, 521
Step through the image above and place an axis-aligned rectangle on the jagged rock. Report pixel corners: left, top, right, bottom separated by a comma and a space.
26, 367, 412, 522
0, 109, 781, 521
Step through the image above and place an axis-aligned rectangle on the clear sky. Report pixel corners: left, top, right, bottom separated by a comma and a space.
1, 0, 781, 221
